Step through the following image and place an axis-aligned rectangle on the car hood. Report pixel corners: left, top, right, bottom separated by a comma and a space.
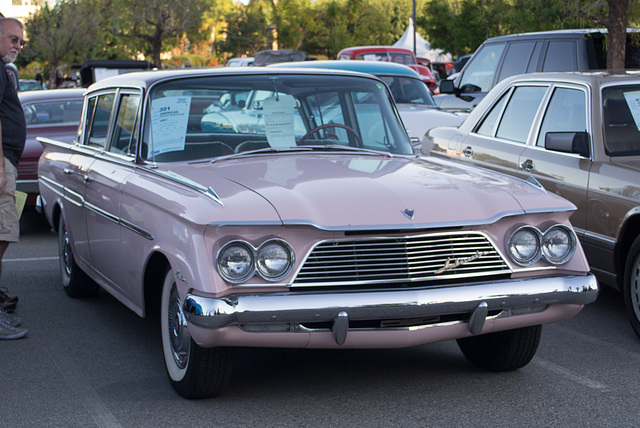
396, 105, 465, 140
161, 153, 574, 229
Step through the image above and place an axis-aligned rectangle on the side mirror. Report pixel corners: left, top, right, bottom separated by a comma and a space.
545, 132, 590, 158
439, 79, 455, 94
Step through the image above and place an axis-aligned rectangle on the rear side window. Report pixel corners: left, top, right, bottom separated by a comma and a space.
536, 87, 586, 147
497, 42, 536, 82
542, 41, 578, 71
495, 86, 547, 143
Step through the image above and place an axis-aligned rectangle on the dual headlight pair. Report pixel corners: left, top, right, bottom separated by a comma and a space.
508, 224, 576, 266
217, 239, 295, 283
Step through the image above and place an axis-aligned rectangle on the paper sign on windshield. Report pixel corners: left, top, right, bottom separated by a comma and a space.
623, 90, 640, 130
263, 94, 295, 148
150, 96, 191, 155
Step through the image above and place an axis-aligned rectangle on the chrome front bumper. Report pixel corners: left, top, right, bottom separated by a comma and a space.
184, 274, 598, 344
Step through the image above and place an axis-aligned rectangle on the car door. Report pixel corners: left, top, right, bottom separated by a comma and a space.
82, 90, 138, 294
517, 85, 590, 233
458, 84, 549, 178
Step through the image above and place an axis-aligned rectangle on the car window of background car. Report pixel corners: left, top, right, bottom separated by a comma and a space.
23, 100, 83, 125
357, 53, 388, 61
495, 85, 547, 143
85, 93, 115, 148
380, 76, 435, 106
603, 85, 640, 156
536, 87, 587, 147
459, 43, 506, 93
497, 42, 537, 83
542, 41, 578, 71
109, 93, 141, 155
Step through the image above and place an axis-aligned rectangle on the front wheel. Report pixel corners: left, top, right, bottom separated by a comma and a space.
58, 215, 99, 297
457, 325, 541, 372
624, 236, 640, 338
161, 268, 233, 399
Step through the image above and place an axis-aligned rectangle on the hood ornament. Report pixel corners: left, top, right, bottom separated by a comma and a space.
402, 209, 415, 220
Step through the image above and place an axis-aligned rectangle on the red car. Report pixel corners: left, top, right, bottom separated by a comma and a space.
337, 45, 438, 92
18, 88, 85, 204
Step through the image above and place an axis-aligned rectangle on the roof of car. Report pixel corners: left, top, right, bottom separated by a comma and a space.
85, 67, 379, 93
269, 60, 422, 78
481, 28, 640, 44
18, 87, 86, 103
501, 69, 640, 85
337, 46, 416, 55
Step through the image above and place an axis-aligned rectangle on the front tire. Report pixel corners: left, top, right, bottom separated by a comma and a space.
161, 268, 233, 399
624, 236, 640, 338
457, 325, 541, 372
58, 215, 99, 297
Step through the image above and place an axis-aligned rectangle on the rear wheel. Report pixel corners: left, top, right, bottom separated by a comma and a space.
457, 325, 541, 372
624, 236, 640, 338
58, 215, 99, 297
161, 268, 233, 399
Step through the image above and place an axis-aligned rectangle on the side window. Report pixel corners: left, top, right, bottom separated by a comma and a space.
497, 42, 536, 82
84, 93, 115, 148
542, 41, 578, 71
475, 91, 509, 136
495, 86, 547, 143
459, 43, 506, 93
108, 93, 141, 155
536, 87, 586, 147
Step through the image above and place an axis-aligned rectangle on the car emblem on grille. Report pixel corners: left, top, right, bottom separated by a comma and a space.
436, 250, 489, 274
402, 209, 414, 220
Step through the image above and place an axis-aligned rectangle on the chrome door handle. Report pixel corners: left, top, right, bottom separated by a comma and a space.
83, 175, 94, 183
462, 146, 473, 157
63, 168, 72, 175
521, 159, 535, 172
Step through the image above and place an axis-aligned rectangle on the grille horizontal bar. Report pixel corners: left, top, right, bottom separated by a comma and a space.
293, 232, 510, 286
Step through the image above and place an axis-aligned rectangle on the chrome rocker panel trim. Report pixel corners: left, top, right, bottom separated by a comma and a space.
184, 274, 598, 345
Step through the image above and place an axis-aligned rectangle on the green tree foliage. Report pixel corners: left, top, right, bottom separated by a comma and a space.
23, 0, 101, 88
217, 4, 267, 58
105, 0, 210, 66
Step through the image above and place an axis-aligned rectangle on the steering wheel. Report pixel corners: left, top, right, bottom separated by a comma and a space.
298, 123, 362, 145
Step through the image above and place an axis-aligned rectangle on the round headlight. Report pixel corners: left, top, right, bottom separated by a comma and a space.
218, 242, 255, 283
256, 240, 294, 281
542, 225, 576, 264
508, 227, 541, 266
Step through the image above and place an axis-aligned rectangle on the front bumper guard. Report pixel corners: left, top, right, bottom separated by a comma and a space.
184, 274, 598, 345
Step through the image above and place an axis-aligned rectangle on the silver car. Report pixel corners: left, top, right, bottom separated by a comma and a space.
425, 71, 640, 337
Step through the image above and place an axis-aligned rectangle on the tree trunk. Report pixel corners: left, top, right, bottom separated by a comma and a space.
606, 0, 629, 70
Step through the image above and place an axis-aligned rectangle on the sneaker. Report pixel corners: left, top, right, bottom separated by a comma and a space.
0, 314, 27, 340
0, 287, 18, 313
0, 308, 21, 327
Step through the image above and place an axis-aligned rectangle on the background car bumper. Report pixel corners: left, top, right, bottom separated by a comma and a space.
184, 274, 598, 345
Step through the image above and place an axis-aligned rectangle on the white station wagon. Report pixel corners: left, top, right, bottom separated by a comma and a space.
37, 68, 597, 398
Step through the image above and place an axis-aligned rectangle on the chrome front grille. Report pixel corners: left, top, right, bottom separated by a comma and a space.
293, 232, 510, 287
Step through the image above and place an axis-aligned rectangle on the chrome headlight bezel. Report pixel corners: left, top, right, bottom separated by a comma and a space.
217, 241, 256, 283
256, 239, 295, 281
507, 224, 577, 267
541, 225, 576, 265
508, 226, 542, 266
217, 239, 295, 284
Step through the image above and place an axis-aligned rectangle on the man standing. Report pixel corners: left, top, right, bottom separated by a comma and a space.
0, 17, 27, 340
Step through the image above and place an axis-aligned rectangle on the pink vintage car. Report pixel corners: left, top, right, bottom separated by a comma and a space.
37, 67, 597, 399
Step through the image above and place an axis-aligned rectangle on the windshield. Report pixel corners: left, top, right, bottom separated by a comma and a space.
143, 74, 413, 162
603, 85, 640, 156
378, 75, 436, 106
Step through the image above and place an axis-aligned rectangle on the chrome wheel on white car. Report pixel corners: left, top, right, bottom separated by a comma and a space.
160, 268, 233, 398
58, 215, 98, 298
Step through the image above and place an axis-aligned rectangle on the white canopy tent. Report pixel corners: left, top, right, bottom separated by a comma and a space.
393, 21, 453, 63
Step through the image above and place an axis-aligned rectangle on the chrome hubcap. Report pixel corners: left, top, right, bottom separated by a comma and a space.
633, 254, 640, 320
167, 284, 190, 369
